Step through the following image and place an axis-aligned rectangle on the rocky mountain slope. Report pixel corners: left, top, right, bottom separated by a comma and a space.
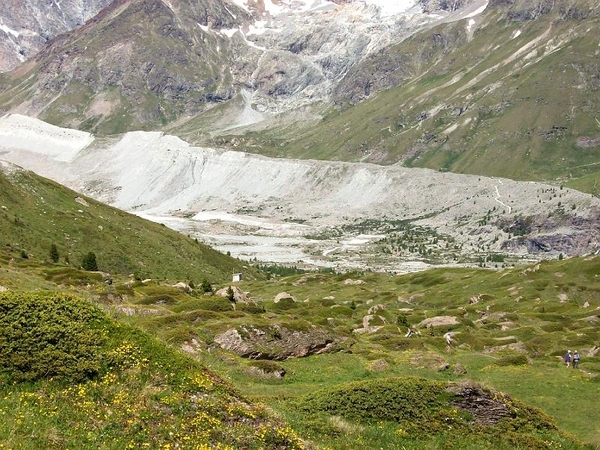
217, 0, 600, 193
0, 0, 598, 192
0, 0, 114, 72
1, 114, 598, 271
0, 0, 482, 132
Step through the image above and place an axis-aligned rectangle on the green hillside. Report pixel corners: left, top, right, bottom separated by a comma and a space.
0, 164, 258, 283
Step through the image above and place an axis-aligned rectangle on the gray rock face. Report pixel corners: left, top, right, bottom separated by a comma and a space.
0, 0, 114, 72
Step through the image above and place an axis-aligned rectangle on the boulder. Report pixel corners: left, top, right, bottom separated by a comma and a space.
448, 382, 513, 425
214, 324, 340, 360
274, 292, 297, 303
173, 282, 192, 293
418, 316, 460, 328
215, 286, 252, 303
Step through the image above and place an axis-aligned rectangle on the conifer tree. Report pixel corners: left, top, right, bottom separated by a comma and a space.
82, 252, 98, 271
49, 243, 59, 263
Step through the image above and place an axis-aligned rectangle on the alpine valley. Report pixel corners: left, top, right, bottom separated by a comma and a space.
0, 0, 600, 449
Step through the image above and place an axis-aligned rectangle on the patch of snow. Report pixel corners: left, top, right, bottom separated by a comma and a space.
221, 28, 239, 38
246, 21, 269, 36
467, 18, 476, 33
224, 5, 237, 19
511, 30, 522, 39
229, 0, 249, 13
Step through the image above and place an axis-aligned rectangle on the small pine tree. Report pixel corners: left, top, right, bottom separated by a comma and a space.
82, 252, 98, 271
226, 286, 235, 303
49, 244, 59, 263
201, 279, 213, 293
20, 249, 28, 259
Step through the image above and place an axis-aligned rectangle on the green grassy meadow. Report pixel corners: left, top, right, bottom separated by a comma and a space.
1, 247, 599, 449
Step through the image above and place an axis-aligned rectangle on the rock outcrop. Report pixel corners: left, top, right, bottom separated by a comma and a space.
214, 324, 340, 360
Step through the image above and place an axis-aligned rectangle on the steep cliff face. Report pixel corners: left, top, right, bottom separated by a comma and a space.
0, 0, 115, 72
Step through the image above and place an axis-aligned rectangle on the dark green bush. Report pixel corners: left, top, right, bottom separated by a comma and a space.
298, 377, 447, 425
494, 354, 529, 366
0, 292, 109, 382
194, 297, 234, 312
82, 251, 98, 271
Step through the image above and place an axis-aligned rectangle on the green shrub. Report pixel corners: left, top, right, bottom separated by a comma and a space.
320, 298, 336, 307
328, 306, 354, 317
81, 251, 98, 271
193, 297, 234, 312
237, 302, 266, 314
494, 354, 529, 366
0, 292, 109, 382
540, 322, 564, 333
271, 297, 299, 311
298, 377, 447, 426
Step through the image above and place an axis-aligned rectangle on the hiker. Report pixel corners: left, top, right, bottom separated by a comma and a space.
564, 350, 572, 368
573, 351, 580, 369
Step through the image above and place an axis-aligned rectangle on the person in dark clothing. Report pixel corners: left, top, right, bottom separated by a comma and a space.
564, 350, 572, 368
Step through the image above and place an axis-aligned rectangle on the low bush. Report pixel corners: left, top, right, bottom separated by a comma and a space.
0, 292, 109, 382
298, 377, 449, 427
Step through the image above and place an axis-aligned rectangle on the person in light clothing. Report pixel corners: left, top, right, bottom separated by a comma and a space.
572, 351, 580, 369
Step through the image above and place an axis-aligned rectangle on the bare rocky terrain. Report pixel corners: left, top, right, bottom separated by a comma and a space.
1, 114, 598, 271
0, 0, 114, 72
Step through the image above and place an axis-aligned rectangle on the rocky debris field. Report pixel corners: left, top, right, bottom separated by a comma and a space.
1, 114, 599, 271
